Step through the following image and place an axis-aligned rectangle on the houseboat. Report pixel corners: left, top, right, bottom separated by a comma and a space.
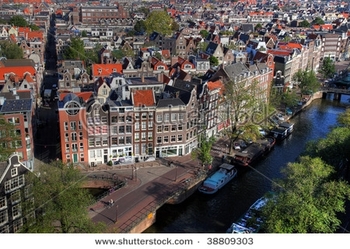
270, 122, 294, 141
198, 163, 237, 194
229, 137, 275, 167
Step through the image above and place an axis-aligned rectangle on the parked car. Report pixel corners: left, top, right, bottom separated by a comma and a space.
234, 142, 241, 151
258, 127, 266, 136
276, 113, 284, 121
144, 156, 156, 162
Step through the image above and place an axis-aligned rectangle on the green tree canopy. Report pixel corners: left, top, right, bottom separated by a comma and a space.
63, 37, 86, 60
319, 57, 336, 79
254, 23, 263, 30
199, 30, 209, 38
209, 55, 219, 66
144, 10, 173, 36
281, 90, 299, 108
337, 108, 350, 128
22, 161, 106, 233
0, 117, 19, 162
0, 40, 23, 59
262, 156, 350, 233
9, 15, 28, 27
134, 20, 146, 34
221, 79, 267, 152
293, 69, 320, 94
299, 20, 310, 27
191, 135, 215, 166
312, 16, 325, 25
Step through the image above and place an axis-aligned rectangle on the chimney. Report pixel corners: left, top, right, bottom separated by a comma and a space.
141, 74, 144, 83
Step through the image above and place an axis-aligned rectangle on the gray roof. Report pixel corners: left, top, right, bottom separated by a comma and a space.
3, 59, 36, 67
156, 98, 185, 108
223, 62, 250, 77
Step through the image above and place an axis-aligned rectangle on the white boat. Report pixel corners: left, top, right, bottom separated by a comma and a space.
226, 195, 269, 233
198, 163, 237, 194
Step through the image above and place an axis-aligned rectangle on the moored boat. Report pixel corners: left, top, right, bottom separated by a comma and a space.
198, 163, 237, 194
226, 195, 269, 233
229, 137, 276, 167
270, 122, 294, 141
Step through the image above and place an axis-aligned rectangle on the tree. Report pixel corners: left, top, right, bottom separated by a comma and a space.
293, 69, 320, 94
312, 16, 325, 25
221, 79, 266, 152
134, 20, 146, 34
337, 108, 350, 128
0, 117, 19, 162
299, 20, 310, 27
0, 40, 23, 59
63, 37, 86, 60
29, 24, 40, 31
22, 161, 106, 233
281, 90, 299, 109
191, 135, 215, 167
153, 51, 162, 60
209, 55, 219, 66
319, 57, 336, 79
199, 30, 209, 38
262, 156, 350, 233
112, 49, 124, 60
305, 127, 350, 173
144, 11, 173, 35
9, 15, 28, 27
254, 23, 263, 30
81, 30, 88, 37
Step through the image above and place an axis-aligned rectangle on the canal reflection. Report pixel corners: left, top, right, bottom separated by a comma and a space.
144, 97, 350, 233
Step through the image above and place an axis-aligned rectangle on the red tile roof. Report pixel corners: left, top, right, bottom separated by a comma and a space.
0, 66, 36, 81
92, 64, 123, 76
132, 89, 155, 107
207, 80, 224, 94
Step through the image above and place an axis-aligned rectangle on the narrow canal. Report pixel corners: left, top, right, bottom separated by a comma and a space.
144, 95, 350, 233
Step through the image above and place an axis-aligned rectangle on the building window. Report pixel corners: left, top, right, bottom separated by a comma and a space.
141, 122, 146, 130
119, 137, 125, 144
178, 124, 183, 131
148, 121, 153, 129
4, 175, 24, 193
157, 126, 162, 133
134, 133, 139, 142
164, 125, 169, 132
135, 122, 140, 131
78, 121, 82, 129
171, 135, 176, 142
72, 143, 78, 152
148, 132, 153, 140
126, 136, 132, 144
10, 190, 21, 204
71, 132, 77, 141
111, 116, 118, 123
164, 113, 169, 122
178, 134, 182, 141
164, 136, 169, 143
0, 210, 8, 226
111, 137, 118, 145
171, 113, 177, 121
89, 138, 94, 147
11, 168, 18, 177
119, 126, 125, 133
102, 137, 108, 146
157, 137, 161, 143
126, 125, 132, 133
157, 114, 162, 122
141, 132, 146, 141
171, 125, 176, 132
70, 122, 76, 131
12, 204, 21, 219
64, 122, 68, 131
12, 218, 23, 233
0, 197, 7, 210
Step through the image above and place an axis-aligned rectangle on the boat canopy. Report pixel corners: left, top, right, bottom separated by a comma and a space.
219, 163, 235, 171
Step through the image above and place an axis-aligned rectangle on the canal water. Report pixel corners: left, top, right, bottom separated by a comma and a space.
144, 95, 350, 233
